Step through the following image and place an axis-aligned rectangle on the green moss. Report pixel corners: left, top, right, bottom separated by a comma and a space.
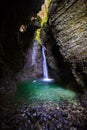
35, 28, 41, 44
41, 0, 51, 27
35, 0, 51, 44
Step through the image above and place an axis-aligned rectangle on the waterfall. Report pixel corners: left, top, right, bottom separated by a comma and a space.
41, 46, 54, 82
32, 40, 38, 65
42, 46, 49, 79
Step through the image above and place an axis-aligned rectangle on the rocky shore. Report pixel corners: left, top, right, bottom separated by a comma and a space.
0, 92, 87, 130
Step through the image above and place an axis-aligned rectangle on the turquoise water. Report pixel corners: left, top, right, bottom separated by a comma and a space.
13, 79, 78, 104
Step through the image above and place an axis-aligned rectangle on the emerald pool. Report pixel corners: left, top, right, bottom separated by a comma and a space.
12, 79, 78, 104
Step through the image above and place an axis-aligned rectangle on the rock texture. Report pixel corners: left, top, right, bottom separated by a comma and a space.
48, 0, 87, 87
16, 40, 43, 82
0, 97, 87, 130
0, 0, 44, 92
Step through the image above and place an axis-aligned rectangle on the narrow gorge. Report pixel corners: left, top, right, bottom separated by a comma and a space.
0, 0, 87, 130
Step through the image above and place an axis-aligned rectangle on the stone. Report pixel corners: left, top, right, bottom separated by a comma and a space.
30, 116, 37, 123
48, 0, 87, 87
62, 111, 68, 117
70, 127, 77, 130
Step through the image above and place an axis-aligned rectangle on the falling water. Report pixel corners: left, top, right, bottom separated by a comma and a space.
42, 46, 48, 78
32, 40, 38, 65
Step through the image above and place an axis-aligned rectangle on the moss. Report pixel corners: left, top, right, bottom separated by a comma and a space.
35, 28, 41, 44
35, 0, 51, 44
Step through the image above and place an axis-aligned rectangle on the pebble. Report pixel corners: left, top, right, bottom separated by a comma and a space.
56, 122, 62, 129
0, 98, 87, 130
62, 111, 68, 117
70, 127, 77, 130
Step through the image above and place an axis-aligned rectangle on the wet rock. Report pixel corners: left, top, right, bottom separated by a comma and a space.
56, 122, 62, 129
27, 112, 31, 117
62, 111, 68, 117
70, 127, 77, 130
72, 122, 78, 127
30, 116, 37, 123
32, 112, 37, 117
48, 0, 87, 87
1, 122, 6, 129
47, 115, 51, 120
0, 97, 87, 130
47, 122, 56, 130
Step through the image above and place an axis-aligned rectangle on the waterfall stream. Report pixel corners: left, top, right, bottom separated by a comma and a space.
42, 46, 54, 82
32, 40, 38, 65
42, 46, 48, 79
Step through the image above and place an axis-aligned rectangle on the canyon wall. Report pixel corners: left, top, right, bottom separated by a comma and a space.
0, 0, 44, 92
48, 0, 87, 87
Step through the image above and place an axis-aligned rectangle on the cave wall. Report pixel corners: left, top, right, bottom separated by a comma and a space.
0, 0, 44, 92
0, 0, 44, 66
16, 40, 43, 82
48, 0, 87, 87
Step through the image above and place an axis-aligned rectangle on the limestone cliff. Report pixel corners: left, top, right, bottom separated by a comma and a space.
48, 0, 87, 87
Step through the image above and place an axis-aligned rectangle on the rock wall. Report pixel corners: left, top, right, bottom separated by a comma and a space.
16, 40, 43, 82
0, 0, 44, 92
48, 0, 87, 87
0, 0, 44, 67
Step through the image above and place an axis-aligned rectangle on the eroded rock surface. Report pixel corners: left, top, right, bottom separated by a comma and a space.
0, 0, 44, 91
48, 0, 87, 87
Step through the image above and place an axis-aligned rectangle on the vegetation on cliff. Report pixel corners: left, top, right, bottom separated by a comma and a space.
35, 0, 51, 44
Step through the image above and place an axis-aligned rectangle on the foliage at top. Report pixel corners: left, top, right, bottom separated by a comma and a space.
35, 0, 51, 44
